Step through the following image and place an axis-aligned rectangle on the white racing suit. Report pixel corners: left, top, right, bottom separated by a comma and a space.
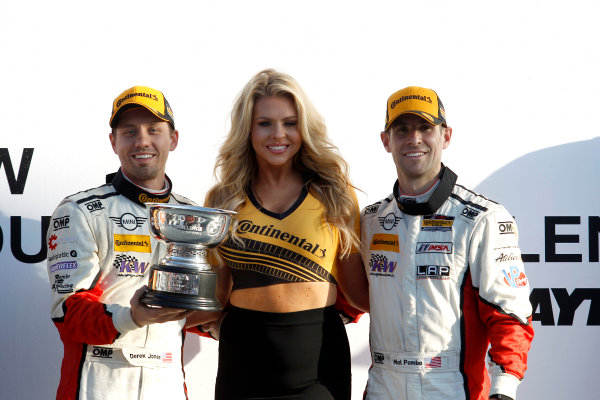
361, 166, 534, 400
47, 170, 195, 400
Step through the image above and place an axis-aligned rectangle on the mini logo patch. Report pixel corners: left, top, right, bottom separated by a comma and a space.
110, 213, 147, 231
378, 213, 401, 230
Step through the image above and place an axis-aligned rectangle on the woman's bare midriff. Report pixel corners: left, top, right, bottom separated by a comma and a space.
230, 281, 337, 312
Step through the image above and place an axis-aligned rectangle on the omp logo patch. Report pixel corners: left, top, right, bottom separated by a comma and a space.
363, 204, 380, 215
370, 233, 400, 252
498, 221, 515, 234
416, 242, 453, 254
52, 216, 70, 231
113, 234, 151, 253
374, 352, 385, 364
92, 347, 114, 359
84, 200, 104, 213
461, 207, 480, 220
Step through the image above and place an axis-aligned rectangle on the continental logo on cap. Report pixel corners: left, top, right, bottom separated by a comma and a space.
139, 193, 170, 203
114, 234, 151, 253
390, 94, 432, 109
370, 233, 400, 252
116, 92, 159, 108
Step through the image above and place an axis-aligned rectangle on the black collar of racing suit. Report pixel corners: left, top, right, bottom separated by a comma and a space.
393, 164, 457, 216
105, 169, 172, 207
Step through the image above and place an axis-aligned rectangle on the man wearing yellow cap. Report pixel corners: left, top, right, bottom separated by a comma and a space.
46, 86, 214, 399
358, 87, 534, 400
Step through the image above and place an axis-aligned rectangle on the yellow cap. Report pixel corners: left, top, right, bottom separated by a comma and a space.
385, 86, 446, 130
110, 86, 174, 128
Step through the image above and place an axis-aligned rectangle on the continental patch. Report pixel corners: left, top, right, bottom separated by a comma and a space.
421, 215, 454, 232
370, 233, 400, 252
113, 234, 151, 253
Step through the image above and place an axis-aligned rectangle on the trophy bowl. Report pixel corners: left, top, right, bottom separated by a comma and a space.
141, 203, 236, 311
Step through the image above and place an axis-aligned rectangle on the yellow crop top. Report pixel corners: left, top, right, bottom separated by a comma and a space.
218, 187, 358, 290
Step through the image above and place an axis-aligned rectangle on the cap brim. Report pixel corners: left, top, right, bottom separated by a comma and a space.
385, 111, 445, 131
110, 103, 172, 128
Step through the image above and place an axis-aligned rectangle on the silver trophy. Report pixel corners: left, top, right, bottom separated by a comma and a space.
141, 203, 236, 311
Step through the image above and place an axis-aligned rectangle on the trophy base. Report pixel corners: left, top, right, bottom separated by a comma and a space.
141, 290, 222, 311
141, 264, 222, 311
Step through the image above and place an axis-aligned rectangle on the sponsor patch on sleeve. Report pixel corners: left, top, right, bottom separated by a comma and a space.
502, 266, 528, 288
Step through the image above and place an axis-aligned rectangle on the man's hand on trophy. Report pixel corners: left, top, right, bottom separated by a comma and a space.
130, 286, 194, 327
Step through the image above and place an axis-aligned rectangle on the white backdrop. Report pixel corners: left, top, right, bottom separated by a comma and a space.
1, 1, 599, 398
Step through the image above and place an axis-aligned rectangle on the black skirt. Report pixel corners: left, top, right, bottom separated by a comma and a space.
215, 305, 351, 399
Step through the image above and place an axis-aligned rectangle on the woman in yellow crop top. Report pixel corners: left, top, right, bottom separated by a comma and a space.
202, 69, 369, 399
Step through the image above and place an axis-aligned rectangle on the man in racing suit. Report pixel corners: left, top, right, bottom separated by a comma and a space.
359, 86, 534, 400
47, 86, 211, 399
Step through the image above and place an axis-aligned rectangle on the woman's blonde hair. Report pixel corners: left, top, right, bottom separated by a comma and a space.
204, 69, 359, 257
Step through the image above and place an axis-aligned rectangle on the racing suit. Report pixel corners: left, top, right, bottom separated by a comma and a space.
361, 166, 534, 400
47, 169, 195, 400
